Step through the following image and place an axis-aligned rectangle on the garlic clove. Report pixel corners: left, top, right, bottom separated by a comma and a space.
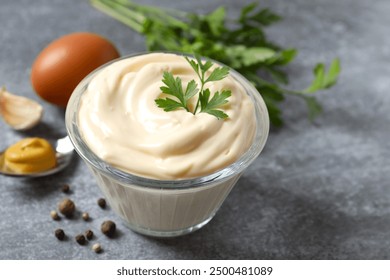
0, 87, 43, 130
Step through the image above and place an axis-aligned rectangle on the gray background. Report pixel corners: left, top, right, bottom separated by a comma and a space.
0, 0, 389, 259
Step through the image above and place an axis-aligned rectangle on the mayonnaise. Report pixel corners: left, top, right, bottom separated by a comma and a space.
78, 53, 256, 180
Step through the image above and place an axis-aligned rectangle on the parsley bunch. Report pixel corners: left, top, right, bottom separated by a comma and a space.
90, 0, 341, 126
156, 54, 231, 119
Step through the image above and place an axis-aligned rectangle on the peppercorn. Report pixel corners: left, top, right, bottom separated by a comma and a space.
82, 212, 89, 221
50, 210, 60, 221
58, 198, 75, 217
55, 229, 65, 240
62, 184, 70, 193
97, 198, 106, 209
75, 234, 86, 245
92, 243, 102, 253
101, 220, 116, 237
85, 229, 94, 240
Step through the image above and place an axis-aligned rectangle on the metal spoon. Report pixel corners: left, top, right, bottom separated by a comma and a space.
0, 136, 74, 178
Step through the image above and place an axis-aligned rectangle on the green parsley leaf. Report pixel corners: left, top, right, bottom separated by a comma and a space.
185, 56, 199, 74
200, 89, 231, 119
193, 54, 213, 73
157, 72, 199, 113
304, 58, 341, 93
159, 71, 187, 108
155, 72, 198, 112
155, 98, 183, 112
205, 66, 230, 83
323, 58, 341, 88
204, 6, 226, 36
239, 3, 281, 26
184, 80, 198, 100
155, 55, 231, 119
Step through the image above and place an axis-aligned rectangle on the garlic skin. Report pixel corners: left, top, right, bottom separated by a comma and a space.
0, 87, 43, 130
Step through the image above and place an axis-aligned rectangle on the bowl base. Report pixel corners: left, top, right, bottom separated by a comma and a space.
121, 214, 216, 238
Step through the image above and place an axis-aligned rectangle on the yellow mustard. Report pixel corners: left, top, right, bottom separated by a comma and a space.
4, 138, 56, 173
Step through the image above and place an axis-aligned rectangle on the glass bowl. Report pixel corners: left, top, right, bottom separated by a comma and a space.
65, 52, 269, 237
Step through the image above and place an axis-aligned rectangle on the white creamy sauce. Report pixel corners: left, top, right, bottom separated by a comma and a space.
78, 53, 256, 179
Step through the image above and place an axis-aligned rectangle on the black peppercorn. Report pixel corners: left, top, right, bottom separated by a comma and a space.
62, 184, 70, 193
55, 229, 65, 240
101, 220, 116, 237
75, 234, 86, 245
85, 229, 94, 240
58, 198, 75, 217
97, 198, 106, 209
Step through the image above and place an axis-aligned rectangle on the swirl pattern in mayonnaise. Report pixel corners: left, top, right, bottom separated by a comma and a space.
78, 53, 256, 179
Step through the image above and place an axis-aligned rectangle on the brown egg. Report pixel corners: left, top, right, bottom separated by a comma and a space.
31, 32, 120, 107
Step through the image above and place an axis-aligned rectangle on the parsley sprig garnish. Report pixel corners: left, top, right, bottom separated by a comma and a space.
155, 54, 231, 119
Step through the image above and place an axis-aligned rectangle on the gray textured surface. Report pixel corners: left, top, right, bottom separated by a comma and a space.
1, 0, 390, 260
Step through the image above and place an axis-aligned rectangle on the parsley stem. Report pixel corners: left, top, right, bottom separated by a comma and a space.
90, 0, 145, 33
193, 70, 205, 114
